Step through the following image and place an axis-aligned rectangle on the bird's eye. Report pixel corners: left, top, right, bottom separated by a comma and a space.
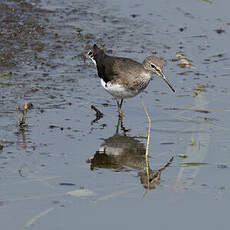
151, 64, 161, 73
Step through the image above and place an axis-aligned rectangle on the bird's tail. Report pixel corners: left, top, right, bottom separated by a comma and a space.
88, 44, 104, 66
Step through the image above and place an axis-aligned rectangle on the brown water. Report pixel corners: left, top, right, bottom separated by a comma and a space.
0, 0, 230, 229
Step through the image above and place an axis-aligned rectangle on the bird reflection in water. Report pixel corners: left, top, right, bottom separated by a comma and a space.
88, 117, 173, 190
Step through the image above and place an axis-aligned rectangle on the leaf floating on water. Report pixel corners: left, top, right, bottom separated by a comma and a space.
40, 152, 49, 155
177, 154, 188, 158
193, 87, 204, 97
189, 137, 196, 147
67, 189, 96, 197
59, 182, 76, 186
0, 72, 12, 78
173, 52, 192, 69
215, 29, 225, 34
200, 0, 213, 4
181, 162, 208, 167
160, 142, 175, 145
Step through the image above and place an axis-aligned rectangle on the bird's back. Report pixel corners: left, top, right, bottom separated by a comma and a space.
89, 44, 151, 88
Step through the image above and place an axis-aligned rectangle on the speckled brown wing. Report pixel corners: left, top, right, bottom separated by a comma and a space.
92, 44, 145, 84
99, 57, 145, 85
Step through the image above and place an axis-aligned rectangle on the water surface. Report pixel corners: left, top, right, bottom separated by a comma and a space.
0, 0, 230, 229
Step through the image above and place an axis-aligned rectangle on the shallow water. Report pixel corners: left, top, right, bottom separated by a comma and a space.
0, 0, 230, 229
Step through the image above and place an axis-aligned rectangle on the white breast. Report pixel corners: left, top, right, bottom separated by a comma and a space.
100, 78, 142, 99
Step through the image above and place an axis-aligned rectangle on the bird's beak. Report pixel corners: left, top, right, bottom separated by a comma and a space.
159, 72, 175, 92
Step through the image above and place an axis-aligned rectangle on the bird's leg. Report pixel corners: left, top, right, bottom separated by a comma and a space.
119, 99, 124, 108
115, 113, 121, 134
116, 99, 123, 119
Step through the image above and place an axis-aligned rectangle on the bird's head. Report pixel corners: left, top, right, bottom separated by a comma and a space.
143, 56, 175, 92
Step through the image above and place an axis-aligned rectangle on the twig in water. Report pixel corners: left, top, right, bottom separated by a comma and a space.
17, 101, 29, 128
24, 207, 55, 229
166, 107, 211, 114
22, 100, 28, 124
142, 101, 151, 190
142, 101, 151, 159
159, 156, 174, 172
91, 105, 104, 123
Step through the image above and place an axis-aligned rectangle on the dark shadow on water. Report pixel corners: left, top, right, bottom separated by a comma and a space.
88, 116, 173, 189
